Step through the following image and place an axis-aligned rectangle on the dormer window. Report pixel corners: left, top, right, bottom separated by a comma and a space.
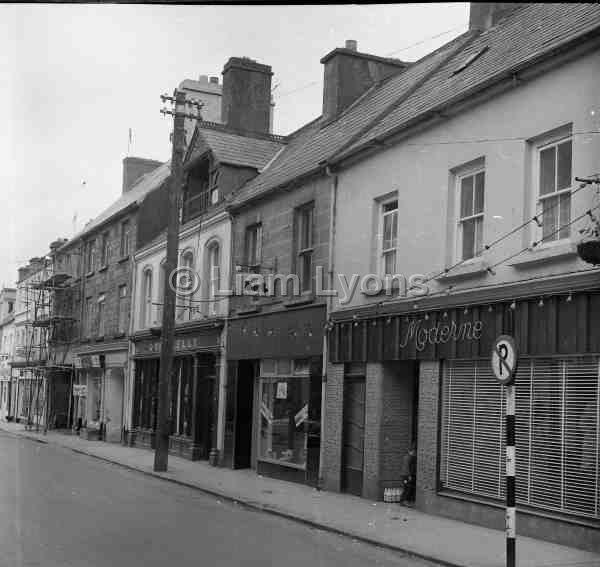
183, 159, 212, 222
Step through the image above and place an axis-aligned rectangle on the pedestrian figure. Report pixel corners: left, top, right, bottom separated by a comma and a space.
399, 444, 417, 505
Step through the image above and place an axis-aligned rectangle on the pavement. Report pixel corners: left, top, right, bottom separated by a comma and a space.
1, 421, 599, 567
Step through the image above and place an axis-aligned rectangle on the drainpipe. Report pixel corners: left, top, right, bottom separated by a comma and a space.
320, 164, 338, 487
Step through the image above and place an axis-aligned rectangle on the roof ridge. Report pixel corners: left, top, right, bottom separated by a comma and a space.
198, 120, 286, 143
326, 30, 478, 165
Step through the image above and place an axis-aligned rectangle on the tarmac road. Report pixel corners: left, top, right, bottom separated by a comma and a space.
0, 431, 437, 567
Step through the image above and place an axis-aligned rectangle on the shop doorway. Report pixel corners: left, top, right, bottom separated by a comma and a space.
341, 376, 366, 496
234, 360, 255, 469
104, 368, 124, 443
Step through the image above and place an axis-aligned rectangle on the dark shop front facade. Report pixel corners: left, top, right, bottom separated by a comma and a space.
129, 321, 223, 461
324, 280, 600, 552
224, 304, 325, 487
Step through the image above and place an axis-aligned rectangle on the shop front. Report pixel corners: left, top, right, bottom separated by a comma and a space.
326, 285, 600, 552
73, 344, 127, 443
225, 305, 325, 487
129, 321, 223, 461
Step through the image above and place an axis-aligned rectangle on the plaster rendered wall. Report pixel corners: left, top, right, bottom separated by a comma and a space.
332, 51, 600, 312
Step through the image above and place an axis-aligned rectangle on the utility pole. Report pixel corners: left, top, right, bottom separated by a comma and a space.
154, 89, 202, 472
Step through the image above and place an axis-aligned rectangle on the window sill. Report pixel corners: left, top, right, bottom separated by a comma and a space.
257, 457, 306, 471
85, 270, 95, 278
113, 332, 126, 339
509, 240, 577, 268
80, 338, 91, 344
94, 336, 105, 342
435, 258, 488, 281
118, 256, 130, 264
284, 294, 315, 308
237, 306, 261, 316
97, 265, 108, 273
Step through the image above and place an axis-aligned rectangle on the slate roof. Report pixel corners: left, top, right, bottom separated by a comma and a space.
230, 3, 600, 208
188, 123, 285, 170
62, 161, 171, 248
336, 3, 600, 160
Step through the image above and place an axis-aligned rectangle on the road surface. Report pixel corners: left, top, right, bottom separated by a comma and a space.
0, 431, 436, 567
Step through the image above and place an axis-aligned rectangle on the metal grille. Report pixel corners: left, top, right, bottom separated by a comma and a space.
440, 356, 600, 520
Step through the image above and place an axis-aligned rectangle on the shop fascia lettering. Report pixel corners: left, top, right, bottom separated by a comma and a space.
399, 317, 483, 352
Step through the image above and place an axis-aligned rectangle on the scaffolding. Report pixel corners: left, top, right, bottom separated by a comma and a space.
19, 257, 77, 432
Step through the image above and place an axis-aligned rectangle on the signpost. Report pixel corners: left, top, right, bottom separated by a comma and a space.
491, 334, 518, 567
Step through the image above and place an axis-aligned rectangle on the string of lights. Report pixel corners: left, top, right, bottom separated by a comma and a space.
331, 182, 600, 328
416, 176, 599, 287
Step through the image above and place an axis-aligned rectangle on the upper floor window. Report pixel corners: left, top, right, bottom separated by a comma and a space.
85, 240, 95, 273
294, 203, 314, 293
8, 301, 13, 314
120, 220, 131, 258
538, 136, 572, 243
96, 294, 106, 337
156, 261, 166, 323
83, 297, 93, 338
141, 269, 153, 328
100, 231, 109, 267
117, 285, 128, 334
245, 223, 262, 271
207, 243, 220, 316
380, 199, 398, 276
457, 170, 485, 261
177, 251, 194, 321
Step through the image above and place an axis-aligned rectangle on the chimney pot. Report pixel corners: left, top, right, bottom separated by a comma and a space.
345, 39, 358, 51
209, 76, 219, 84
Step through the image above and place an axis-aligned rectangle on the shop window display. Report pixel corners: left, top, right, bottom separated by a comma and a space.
259, 359, 310, 468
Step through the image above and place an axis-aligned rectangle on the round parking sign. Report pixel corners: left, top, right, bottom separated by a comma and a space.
491, 334, 518, 385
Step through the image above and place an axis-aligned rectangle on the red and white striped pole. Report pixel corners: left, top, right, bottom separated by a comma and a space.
506, 383, 516, 567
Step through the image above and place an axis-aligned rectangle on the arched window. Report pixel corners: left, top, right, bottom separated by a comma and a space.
207, 243, 220, 316
156, 259, 166, 323
141, 268, 153, 327
177, 250, 195, 321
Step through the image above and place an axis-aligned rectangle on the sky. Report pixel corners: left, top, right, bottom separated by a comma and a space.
0, 3, 469, 288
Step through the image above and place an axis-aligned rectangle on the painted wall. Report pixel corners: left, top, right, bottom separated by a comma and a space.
332, 50, 600, 312
133, 210, 232, 331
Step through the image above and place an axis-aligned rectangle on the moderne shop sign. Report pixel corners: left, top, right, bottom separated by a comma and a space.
400, 317, 483, 352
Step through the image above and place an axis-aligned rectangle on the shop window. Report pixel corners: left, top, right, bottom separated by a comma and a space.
169, 358, 193, 437
379, 198, 398, 276
440, 356, 600, 521
259, 358, 311, 469
88, 375, 102, 424
536, 134, 572, 243
457, 169, 485, 260
294, 203, 314, 293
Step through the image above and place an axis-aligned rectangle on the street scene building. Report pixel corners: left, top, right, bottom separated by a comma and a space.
3, 3, 600, 564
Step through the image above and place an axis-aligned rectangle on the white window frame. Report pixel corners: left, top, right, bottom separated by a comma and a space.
455, 167, 485, 262
140, 268, 153, 328
96, 294, 106, 337
534, 133, 573, 247
378, 197, 399, 277
207, 243, 220, 316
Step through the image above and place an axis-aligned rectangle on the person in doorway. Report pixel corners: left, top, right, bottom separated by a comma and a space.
399, 444, 417, 505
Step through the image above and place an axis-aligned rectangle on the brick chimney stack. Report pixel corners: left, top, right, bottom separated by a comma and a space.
320, 40, 407, 124
122, 157, 163, 194
221, 57, 273, 135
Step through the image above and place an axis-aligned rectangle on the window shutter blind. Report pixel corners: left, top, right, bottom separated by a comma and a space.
441, 357, 600, 520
